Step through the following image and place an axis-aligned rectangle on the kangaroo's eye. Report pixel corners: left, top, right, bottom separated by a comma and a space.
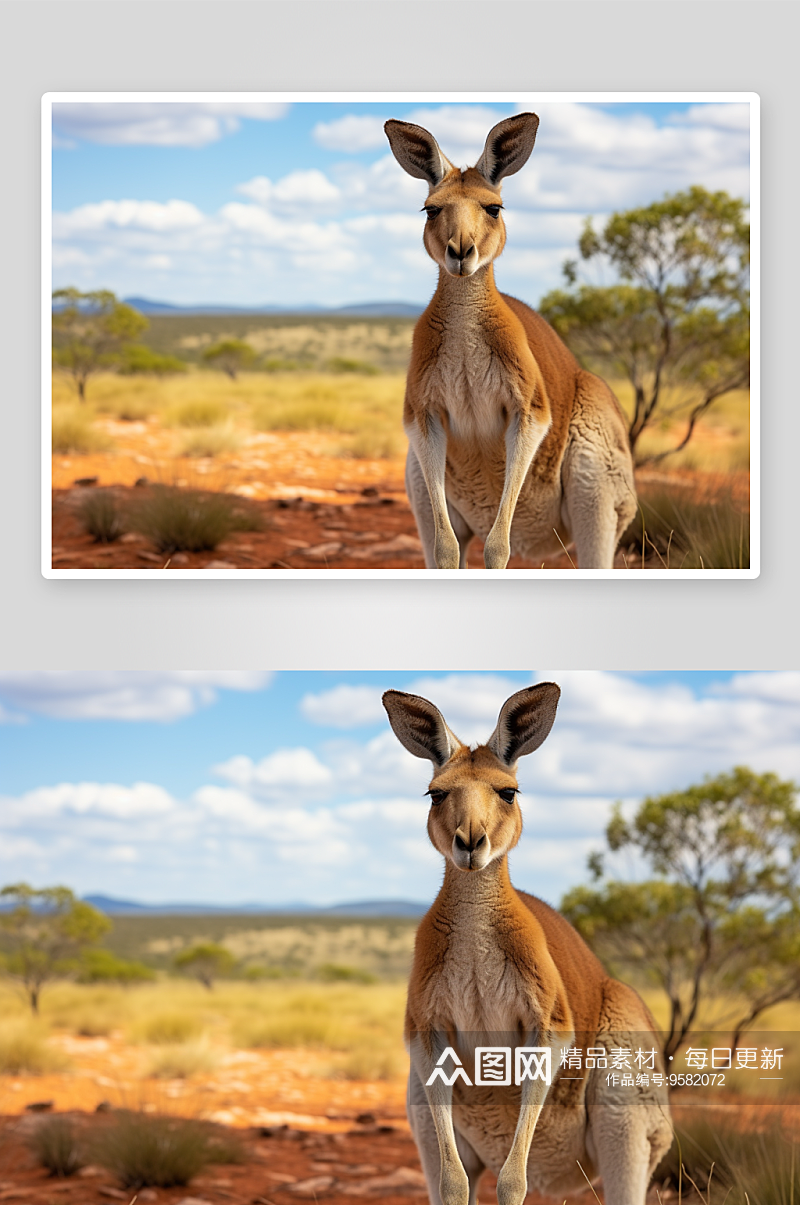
424, 206, 442, 220
497, 787, 517, 805
484, 205, 502, 218
427, 789, 449, 806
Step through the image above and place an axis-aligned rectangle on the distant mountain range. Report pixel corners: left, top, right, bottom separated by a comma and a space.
81, 894, 427, 918
121, 297, 424, 318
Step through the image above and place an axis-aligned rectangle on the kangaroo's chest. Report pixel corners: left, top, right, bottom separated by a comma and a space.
424, 916, 541, 1038
419, 325, 529, 442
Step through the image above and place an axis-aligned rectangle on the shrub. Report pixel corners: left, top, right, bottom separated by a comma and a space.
252, 398, 346, 432
78, 949, 155, 985
92, 1113, 216, 1188
52, 410, 110, 454
166, 398, 229, 428
29, 1115, 85, 1177
79, 491, 126, 543
317, 963, 377, 984
178, 426, 242, 458
132, 487, 240, 554
656, 1110, 799, 1204
132, 1011, 202, 1045
145, 1041, 218, 1079
328, 357, 379, 375
0, 1021, 67, 1074
623, 486, 749, 570
336, 430, 404, 460
118, 345, 187, 376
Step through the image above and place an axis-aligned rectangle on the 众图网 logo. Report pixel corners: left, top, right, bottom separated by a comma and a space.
425, 1047, 551, 1087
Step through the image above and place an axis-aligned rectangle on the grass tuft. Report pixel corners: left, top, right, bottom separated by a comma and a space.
657, 1110, 799, 1204
29, 1116, 85, 1177
91, 1112, 220, 1189
624, 485, 749, 570
79, 490, 126, 543
145, 1041, 219, 1079
166, 398, 230, 428
132, 1011, 203, 1045
0, 1021, 68, 1075
131, 487, 241, 554
178, 426, 242, 458
52, 409, 111, 455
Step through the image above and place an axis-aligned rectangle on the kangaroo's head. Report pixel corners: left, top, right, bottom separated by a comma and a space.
382, 683, 559, 872
384, 113, 539, 279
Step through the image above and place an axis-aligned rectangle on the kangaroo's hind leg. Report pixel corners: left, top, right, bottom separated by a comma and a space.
561, 377, 637, 569
407, 1066, 485, 1205
406, 449, 474, 569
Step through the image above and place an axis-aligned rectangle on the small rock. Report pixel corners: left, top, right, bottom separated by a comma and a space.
301, 542, 342, 560
98, 1188, 127, 1200
354, 1113, 376, 1125
286, 1176, 335, 1196
349, 535, 423, 559
138, 1191, 158, 1202
169, 552, 189, 565
134, 476, 149, 487
73, 476, 98, 487
95, 1101, 112, 1113
120, 532, 145, 544
204, 560, 237, 569
361, 487, 379, 497
136, 551, 163, 564
24, 1101, 53, 1112
172, 1198, 212, 1205
77, 1166, 105, 1178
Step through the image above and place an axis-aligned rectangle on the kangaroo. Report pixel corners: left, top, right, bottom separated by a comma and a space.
384, 114, 636, 569
382, 683, 671, 1205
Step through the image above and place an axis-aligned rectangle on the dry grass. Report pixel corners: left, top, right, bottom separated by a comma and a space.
130, 486, 244, 553
0, 1020, 69, 1074
28, 1115, 85, 1177
52, 407, 112, 455
144, 1040, 219, 1079
611, 379, 751, 474
79, 490, 126, 542
130, 1011, 204, 1046
178, 425, 243, 458
91, 1112, 230, 1188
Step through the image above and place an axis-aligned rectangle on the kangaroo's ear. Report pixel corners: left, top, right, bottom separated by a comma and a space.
487, 682, 560, 766
475, 112, 539, 185
384, 120, 455, 188
382, 691, 463, 767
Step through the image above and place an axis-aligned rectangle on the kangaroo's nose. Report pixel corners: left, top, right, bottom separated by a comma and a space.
455, 831, 487, 853
447, 240, 476, 269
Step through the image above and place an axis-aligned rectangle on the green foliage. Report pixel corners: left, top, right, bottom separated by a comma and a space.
78, 948, 155, 985
131, 487, 242, 554
562, 770, 800, 1059
79, 490, 126, 543
540, 187, 750, 462
52, 288, 149, 401
201, 339, 256, 379
327, 356, 379, 374
91, 1112, 223, 1188
174, 942, 235, 989
118, 344, 187, 376
0, 884, 111, 1014
28, 1116, 85, 1177
317, 962, 378, 984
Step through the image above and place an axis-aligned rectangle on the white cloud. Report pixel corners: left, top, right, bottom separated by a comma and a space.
0, 672, 273, 722
1, 782, 176, 822
237, 170, 342, 210
53, 102, 289, 148
300, 684, 384, 728
313, 114, 387, 153
51, 101, 751, 309
212, 747, 333, 795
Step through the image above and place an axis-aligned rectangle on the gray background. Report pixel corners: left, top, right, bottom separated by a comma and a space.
1, 1, 793, 670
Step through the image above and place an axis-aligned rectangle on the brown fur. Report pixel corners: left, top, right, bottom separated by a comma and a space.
385, 116, 636, 569
383, 687, 671, 1205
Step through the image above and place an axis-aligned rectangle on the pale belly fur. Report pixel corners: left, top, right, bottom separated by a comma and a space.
414, 927, 593, 1196
418, 351, 569, 559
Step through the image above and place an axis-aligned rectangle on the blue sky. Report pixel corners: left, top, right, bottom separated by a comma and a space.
50, 98, 751, 308
1, 671, 796, 910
